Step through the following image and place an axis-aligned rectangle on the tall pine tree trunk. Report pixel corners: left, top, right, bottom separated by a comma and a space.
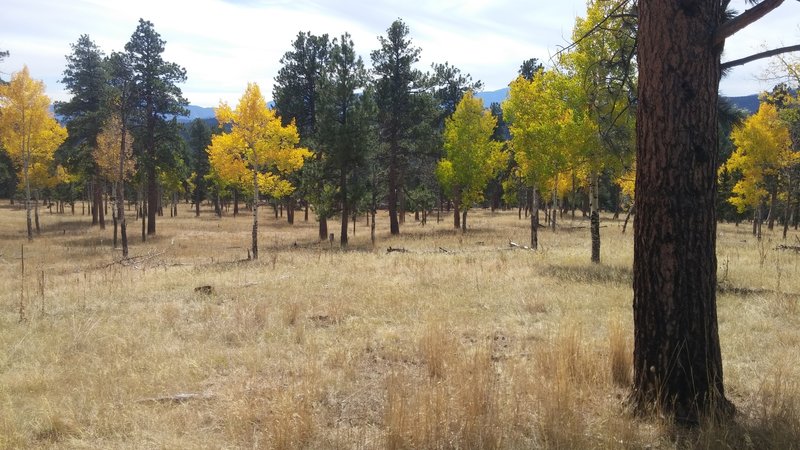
91, 179, 98, 226
319, 217, 328, 241
340, 169, 348, 247
388, 147, 400, 235
633, 0, 732, 423
146, 165, 157, 235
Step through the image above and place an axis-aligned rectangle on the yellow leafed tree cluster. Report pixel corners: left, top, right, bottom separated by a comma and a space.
0, 66, 68, 239
724, 103, 795, 213
207, 83, 310, 259
436, 91, 507, 231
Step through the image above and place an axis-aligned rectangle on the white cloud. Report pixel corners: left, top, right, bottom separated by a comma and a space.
1, 0, 798, 106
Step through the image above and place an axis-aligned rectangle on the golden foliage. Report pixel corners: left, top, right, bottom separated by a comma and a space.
207, 83, 310, 199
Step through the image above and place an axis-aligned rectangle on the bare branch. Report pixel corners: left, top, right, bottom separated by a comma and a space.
721, 44, 800, 70
714, 0, 785, 46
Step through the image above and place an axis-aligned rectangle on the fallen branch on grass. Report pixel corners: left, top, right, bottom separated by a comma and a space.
509, 241, 534, 250
387, 246, 408, 253
136, 392, 215, 404
100, 250, 166, 270
776, 244, 800, 252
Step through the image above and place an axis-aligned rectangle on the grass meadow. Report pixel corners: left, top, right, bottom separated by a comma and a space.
0, 201, 798, 449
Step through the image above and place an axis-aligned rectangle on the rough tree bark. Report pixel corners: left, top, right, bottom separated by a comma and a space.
633, 0, 735, 423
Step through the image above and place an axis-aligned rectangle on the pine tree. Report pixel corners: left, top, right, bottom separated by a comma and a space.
125, 19, 188, 236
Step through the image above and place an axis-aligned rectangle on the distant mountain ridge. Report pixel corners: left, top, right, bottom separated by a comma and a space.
51, 89, 761, 123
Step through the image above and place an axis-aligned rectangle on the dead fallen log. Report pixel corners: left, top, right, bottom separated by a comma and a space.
136, 392, 214, 404
509, 241, 533, 250
387, 246, 408, 254
776, 244, 800, 252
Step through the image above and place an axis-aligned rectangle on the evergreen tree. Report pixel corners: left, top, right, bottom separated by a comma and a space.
317, 33, 373, 247
371, 19, 428, 235
54, 35, 108, 227
186, 119, 212, 217
273, 31, 332, 236
125, 18, 188, 236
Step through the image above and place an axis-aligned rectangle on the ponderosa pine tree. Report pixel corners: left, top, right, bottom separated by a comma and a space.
273, 32, 331, 237
317, 33, 372, 247
55, 35, 108, 229
633, 0, 799, 423
187, 119, 212, 217
371, 19, 427, 235
125, 19, 188, 236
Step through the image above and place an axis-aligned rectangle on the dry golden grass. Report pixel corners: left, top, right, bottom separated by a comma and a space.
0, 201, 799, 449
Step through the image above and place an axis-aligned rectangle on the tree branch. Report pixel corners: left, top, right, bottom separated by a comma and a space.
721, 44, 800, 70
714, 0, 785, 46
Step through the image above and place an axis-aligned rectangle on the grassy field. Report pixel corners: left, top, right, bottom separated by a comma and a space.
0, 201, 798, 449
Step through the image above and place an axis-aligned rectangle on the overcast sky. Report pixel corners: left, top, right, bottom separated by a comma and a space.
1, 0, 799, 107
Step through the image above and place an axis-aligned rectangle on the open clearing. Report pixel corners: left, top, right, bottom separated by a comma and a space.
1, 203, 798, 449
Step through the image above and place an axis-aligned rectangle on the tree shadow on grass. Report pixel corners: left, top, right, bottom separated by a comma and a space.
542, 263, 632, 285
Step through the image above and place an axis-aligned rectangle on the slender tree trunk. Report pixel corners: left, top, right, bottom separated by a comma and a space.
767, 184, 777, 230
623, 201, 635, 234
319, 217, 328, 241
34, 191, 40, 234
23, 155, 32, 241
783, 174, 792, 240
633, 0, 732, 423
340, 169, 348, 247
91, 179, 98, 226
453, 198, 461, 229
112, 183, 118, 249
120, 180, 128, 258
388, 146, 400, 235
530, 187, 538, 250
141, 198, 146, 242
461, 209, 467, 233
252, 170, 259, 260
304, 203, 309, 222
146, 165, 157, 235
590, 172, 600, 264
756, 204, 763, 240
97, 180, 106, 230
233, 189, 239, 217
550, 177, 557, 231
437, 191, 442, 223
399, 185, 406, 225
